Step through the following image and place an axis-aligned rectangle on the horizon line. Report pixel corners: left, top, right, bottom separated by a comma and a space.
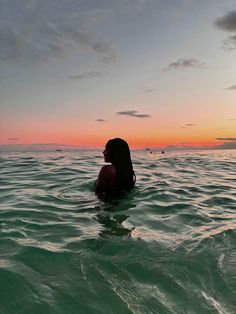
1, 142, 236, 150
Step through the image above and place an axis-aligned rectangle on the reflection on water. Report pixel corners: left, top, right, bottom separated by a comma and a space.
95, 192, 137, 237
96, 213, 134, 237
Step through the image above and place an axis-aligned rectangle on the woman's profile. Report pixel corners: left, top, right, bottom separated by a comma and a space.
95, 138, 136, 195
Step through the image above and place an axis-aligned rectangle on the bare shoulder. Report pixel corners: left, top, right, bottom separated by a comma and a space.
99, 165, 116, 177
95, 165, 116, 194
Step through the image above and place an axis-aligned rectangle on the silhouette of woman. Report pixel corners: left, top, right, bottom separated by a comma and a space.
95, 138, 136, 195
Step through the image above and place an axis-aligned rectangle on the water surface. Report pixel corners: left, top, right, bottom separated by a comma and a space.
0, 149, 235, 313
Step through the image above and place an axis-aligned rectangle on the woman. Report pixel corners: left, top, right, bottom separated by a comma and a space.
95, 138, 136, 195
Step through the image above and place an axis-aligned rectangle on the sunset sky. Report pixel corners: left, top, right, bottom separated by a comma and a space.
1, 0, 236, 148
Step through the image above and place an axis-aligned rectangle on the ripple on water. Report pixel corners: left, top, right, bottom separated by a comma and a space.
0, 150, 236, 313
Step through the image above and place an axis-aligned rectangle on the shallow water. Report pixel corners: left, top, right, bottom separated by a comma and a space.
0, 149, 236, 314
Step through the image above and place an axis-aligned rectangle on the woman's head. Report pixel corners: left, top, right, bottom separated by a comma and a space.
104, 138, 131, 164
103, 138, 135, 190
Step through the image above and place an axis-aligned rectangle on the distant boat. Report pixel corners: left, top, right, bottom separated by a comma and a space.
56, 149, 62, 152
145, 148, 153, 154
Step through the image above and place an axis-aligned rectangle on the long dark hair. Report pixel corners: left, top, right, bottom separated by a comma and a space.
106, 138, 136, 191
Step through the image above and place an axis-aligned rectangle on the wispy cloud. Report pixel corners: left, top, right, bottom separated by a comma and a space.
225, 84, 236, 90
92, 42, 119, 63
180, 123, 196, 128
8, 137, 19, 141
116, 110, 151, 118
69, 71, 106, 80
214, 11, 236, 50
229, 118, 236, 121
162, 58, 208, 72
0, 1, 119, 65
216, 137, 236, 141
145, 89, 155, 92
222, 34, 236, 50
139, 86, 156, 92
95, 119, 106, 122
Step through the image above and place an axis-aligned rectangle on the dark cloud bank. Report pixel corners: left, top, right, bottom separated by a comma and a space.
214, 11, 236, 32
214, 10, 236, 50
215, 137, 236, 149
216, 141, 236, 149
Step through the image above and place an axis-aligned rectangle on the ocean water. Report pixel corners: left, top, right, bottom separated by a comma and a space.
0, 149, 235, 314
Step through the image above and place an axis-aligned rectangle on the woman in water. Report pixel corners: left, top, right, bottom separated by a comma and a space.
95, 138, 136, 195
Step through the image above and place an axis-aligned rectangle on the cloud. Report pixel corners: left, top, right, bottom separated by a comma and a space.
225, 84, 236, 90
214, 11, 236, 32
216, 137, 236, 141
116, 110, 151, 118
139, 86, 156, 92
8, 137, 19, 141
180, 123, 195, 128
92, 42, 119, 63
214, 11, 236, 50
145, 89, 155, 92
162, 58, 208, 71
216, 141, 236, 149
222, 34, 236, 50
95, 119, 106, 122
229, 118, 236, 121
69, 71, 106, 80
0, 1, 119, 65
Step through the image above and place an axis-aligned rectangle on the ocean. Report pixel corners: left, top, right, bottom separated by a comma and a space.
0, 149, 235, 314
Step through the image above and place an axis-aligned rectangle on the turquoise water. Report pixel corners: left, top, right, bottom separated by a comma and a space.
0, 149, 236, 314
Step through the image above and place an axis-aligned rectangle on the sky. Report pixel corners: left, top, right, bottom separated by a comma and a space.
1, 0, 236, 149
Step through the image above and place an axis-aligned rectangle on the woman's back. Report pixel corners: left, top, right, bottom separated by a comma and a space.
95, 165, 117, 194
